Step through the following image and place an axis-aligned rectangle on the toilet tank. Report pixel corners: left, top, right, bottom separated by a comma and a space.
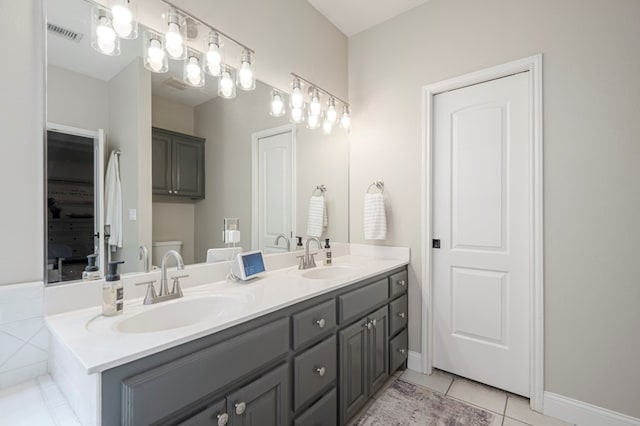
152, 241, 183, 267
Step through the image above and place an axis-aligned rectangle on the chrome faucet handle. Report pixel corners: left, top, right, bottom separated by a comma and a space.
296, 255, 306, 270
135, 280, 158, 305
171, 274, 189, 296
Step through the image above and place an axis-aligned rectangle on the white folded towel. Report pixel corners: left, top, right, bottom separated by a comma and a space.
364, 193, 386, 240
105, 151, 123, 249
307, 195, 327, 238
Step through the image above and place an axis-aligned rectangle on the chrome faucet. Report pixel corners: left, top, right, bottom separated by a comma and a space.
138, 245, 150, 273
297, 237, 321, 270
274, 233, 291, 252
135, 249, 189, 305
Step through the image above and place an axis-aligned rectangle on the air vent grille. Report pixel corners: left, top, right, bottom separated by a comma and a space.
163, 77, 189, 91
47, 23, 83, 43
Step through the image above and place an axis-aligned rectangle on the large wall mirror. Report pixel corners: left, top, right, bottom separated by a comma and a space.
45, 0, 349, 284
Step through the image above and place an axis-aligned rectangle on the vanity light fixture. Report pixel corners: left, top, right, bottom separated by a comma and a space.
184, 49, 204, 87
205, 31, 223, 76
309, 88, 322, 117
326, 97, 337, 124
290, 106, 304, 124
237, 49, 256, 91
290, 77, 304, 109
109, 0, 137, 39
164, 8, 186, 60
307, 110, 320, 129
143, 30, 168, 73
218, 65, 236, 99
322, 114, 333, 135
270, 90, 286, 117
340, 105, 351, 131
91, 7, 120, 56
289, 73, 351, 133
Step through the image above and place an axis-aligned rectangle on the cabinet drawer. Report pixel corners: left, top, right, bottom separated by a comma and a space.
338, 279, 387, 323
177, 398, 226, 426
389, 328, 408, 373
294, 388, 337, 426
389, 294, 408, 336
121, 318, 289, 426
292, 299, 336, 350
389, 270, 408, 298
294, 336, 337, 411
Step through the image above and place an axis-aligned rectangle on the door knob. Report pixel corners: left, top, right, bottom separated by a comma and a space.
235, 401, 246, 415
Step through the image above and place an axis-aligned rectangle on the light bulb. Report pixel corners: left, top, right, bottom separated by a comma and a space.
165, 21, 183, 58
326, 98, 337, 124
340, 110, 351, 131
239, 61, 253, 90
96, 16, 116, 54
291, 87, 303, 109
186, 56, 202, 86
271, 92, 284, 116
309, 90, 321, 116
322, 117, 333, 135
111, 3, 133, 37
291, 107, 303, 123
219, 69, 234, 98
147, 38, 165, 72
206, 46, 221, 75
307, 112, 319, 129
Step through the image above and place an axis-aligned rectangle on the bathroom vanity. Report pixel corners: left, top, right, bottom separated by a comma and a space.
45, 246, 409, 426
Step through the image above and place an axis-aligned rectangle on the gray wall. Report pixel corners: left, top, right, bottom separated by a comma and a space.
0, 0, 44, 285
348, 0, 640, 418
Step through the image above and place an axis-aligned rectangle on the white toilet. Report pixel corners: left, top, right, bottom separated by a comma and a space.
152, 241, 183, 268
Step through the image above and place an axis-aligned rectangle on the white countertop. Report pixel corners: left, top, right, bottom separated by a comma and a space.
45, 253, 408, 374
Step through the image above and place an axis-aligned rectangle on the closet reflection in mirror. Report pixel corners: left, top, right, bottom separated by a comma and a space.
45, 0, 349, 280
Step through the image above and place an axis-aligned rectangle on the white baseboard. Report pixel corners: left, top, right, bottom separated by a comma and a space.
407, 350, 422, 372
544, 392, 640, 426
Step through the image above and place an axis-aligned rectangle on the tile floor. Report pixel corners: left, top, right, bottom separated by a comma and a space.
0, 375, 80, 426
351, 368, 573, 426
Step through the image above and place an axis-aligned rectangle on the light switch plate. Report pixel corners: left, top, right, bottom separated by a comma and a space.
128, 209, 137, 221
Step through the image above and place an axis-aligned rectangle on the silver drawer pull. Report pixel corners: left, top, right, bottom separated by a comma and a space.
217, 413, 229, 426
315, 318, 326, 328
235, 401, 246, 415
315, 366, 326, 377
398, 312, 406, 319
399, 348, 406, 355
397, 279, 406, 287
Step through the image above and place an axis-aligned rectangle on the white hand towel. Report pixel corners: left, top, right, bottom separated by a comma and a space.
364, 193, 386, 240
307, 195, 327, 237
105, 151, 123, 249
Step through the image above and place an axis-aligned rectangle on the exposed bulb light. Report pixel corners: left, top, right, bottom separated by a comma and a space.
218, 65, 236, 99
184, 51, 204, 87
237, 49, 255, 91
143, 31, 167, 73
165, 9, 185, 59
326, 97, 337, 124
340, 105, 351, 131
111, 0, 136, 39
290, 106, 304, 123
322, 115, 333, 135
92, 8, 120, 56
270, 90, 285, 117
205, 31, 222, 76
290, 77, 304, 109
309, 88, 321, 116
307, 110, 320, 129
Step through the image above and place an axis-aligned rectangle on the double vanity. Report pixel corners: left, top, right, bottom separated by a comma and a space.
45, 244, 409, 425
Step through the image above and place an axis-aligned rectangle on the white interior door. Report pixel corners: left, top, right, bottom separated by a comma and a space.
432, 72, 530, 396
253, 127, 295, 253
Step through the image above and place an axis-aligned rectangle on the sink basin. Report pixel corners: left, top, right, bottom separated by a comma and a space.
115, 295, 245, 334
300, 264, 360, 280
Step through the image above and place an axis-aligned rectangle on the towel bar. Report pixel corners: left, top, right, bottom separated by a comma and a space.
367, 180, 384, 194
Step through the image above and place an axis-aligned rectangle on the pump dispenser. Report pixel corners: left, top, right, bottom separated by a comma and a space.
82, 254, 101, 281
295, 236, 303, 251
324, 238, 332, 265
103, 261, 125, 316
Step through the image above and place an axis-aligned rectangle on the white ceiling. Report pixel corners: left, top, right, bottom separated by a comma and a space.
307, 0, 429, 36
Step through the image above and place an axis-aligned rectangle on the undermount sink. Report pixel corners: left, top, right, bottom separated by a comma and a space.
115, 295, 246, 334
300, 264, 360, 280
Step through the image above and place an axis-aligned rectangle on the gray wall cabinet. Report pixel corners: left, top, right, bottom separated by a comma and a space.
101, 266, 408, 425
152, 127, 205, 199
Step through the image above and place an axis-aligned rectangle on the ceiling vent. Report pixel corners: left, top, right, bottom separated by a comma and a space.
163, 77, 189, 91
48, 23, 83, 43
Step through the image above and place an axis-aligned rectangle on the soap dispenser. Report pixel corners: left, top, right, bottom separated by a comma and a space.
82, 254, 101, 281
103, 261, 125, 316
295, 236, 304, 251
324, 238, 332, 265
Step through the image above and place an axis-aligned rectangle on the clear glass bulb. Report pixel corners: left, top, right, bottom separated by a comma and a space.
291, 87, 304, 109
206, 45, 221, 75
307, 113, 319, 129
111, 4, 132, 37
186, 57, 201, 85
165, 22, 183, 58
341, 111, 351, 130
96, 17, 116, 54
147, 39, 165, 72
326, 105, 337, 124
239, 61, 253, 90
220, 71, 234, 97
291, 107, 303, 123
271, 94, 284, 116
323, 117, 333, 135
309, 95, 321, 116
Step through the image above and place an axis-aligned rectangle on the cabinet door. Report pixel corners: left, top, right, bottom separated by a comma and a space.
227, 363, 289, 426
177, 399, 227, 426
339, 318, 368, 423
152, 130, 173, 195
367, 306, 389, 395
173, 135, 204, 198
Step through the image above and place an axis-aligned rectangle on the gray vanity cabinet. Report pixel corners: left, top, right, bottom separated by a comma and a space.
152, 127, 205, 199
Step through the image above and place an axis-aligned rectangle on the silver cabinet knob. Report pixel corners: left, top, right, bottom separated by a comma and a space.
315, 318, 326, 328
363, 321, 372, 330
235, 401, 246, 415
399, 348, 406, 355
398, 312, 406, 319
371, 318, 377, 327
217, 413, 229, 426
315, 366, 326, 377
174, 190, 178, 195
398, 279, 406, 287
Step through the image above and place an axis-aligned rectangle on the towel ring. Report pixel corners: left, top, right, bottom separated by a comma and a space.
367, 180, 384, 194
312, 185, 326, 196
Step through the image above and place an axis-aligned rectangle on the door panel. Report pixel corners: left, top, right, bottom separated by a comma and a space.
433, 72, 530, 396
339, 319, 368, 423
152, 131, 172, 195
174, 137, 204, 197
367, 306, 388, 395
